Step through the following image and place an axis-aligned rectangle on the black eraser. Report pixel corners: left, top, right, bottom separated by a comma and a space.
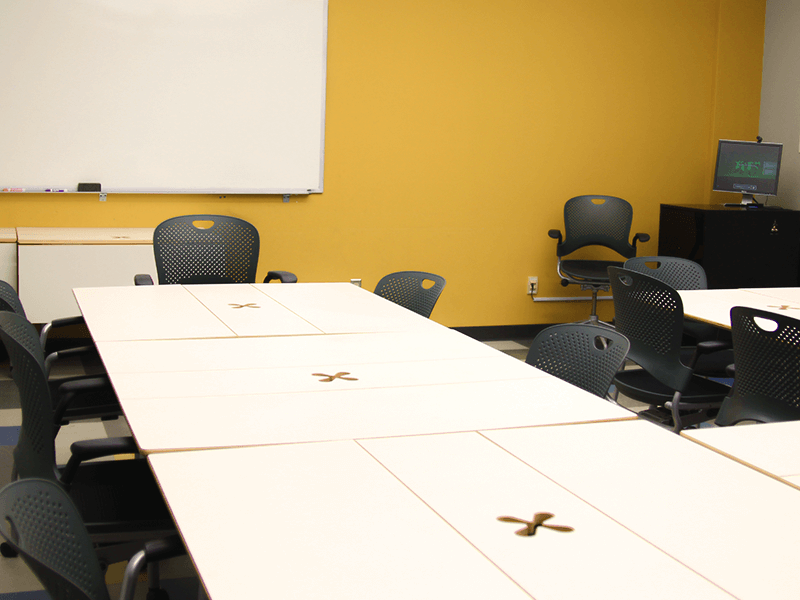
77, 183, 102, 192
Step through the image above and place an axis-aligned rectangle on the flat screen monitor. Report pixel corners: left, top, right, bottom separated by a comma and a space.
713, 139, 782, 205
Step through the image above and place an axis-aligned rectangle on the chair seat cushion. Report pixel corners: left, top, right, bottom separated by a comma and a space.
716, 393, 800, 426
49, 376, 122, 424
614, 368, 730, 406
560, 259, 624, 283
679, 347, 734, 379
65, 459, 173, 538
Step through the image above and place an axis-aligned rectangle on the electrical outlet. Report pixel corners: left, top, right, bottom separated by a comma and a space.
527, 276, 538, 295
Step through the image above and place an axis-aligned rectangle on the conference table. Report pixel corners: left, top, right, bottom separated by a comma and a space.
74, 283, 800, 599
678, 286, 800, 329
683, 420, 800, 489
678, 286, 800, 481
74, 283, 633, 453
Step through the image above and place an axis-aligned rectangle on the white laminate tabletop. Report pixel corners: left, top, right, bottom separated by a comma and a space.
106, 354, 548, 400
123, 376, 633, 454
253, 282, 446, 333
360, 432, 735, 599
683, 421, 800, 484
92, 328, 500, 374
483, 420, 800, 600
745, 287, 800, 304
150, 437, 733, 600
74, 285, 236, 341
678, 288, 800, 329
784, 474, 800, 487
183, 283, 323, 336
76, 282, 445, 341
148, 442, 532, 600
77, 282, 634, 453
16, 226, 154, 244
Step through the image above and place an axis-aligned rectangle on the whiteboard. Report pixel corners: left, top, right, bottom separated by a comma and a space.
0, 0, 327, 194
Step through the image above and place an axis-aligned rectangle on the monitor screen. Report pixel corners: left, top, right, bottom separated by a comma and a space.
713, 139, 782, 199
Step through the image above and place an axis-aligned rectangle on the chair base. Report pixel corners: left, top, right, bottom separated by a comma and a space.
638, 406, 719, 431
578, 314, 615, 328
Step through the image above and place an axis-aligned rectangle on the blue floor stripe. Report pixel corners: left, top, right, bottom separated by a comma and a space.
0, 426, 19, 446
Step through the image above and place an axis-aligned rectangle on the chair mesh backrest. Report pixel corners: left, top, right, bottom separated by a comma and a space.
526, 324, 629, 398
623, 257, 707, 290
607, 267, 692, 391
374, 271, 446, 318
153, 215, 260, 285
0, 280, 26, 317
0, 479, 110, 600
0, 312, 58, 481
729, 307, 800, 411
558, 195, 635, 258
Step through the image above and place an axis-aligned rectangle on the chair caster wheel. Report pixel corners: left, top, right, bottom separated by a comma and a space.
1, 542, 18, 558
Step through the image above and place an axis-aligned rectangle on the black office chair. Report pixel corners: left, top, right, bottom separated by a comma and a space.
608, 267, 731, 432
525, 323, 630, 399
0, 311, 178, 577
374, 271, 446, 318
715, 306, 800, 425
623, 256, 733, 376
0, 279, 98, 362
0, 478, 185, 600
0, 281, 121, 427
0, 279, 25, 317
135, 214, 297, 285
549, 195, 649, 323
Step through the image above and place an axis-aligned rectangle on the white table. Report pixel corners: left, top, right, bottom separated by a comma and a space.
122, 375, 632, 453
74, 282, 442, 342
683, 421, 800, 488
484, 420, 800, 600
746, 287, 800, 304
18, 227, 156, 322
149, 435, 735, 600
678, 287, 800, 329
251, 282, 446, 334
75, 284, 238, 341
75, 283, 635, 454
75, 282, 796, 599
91, 327, 497, 373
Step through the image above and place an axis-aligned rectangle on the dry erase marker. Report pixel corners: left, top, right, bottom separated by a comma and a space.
45, 189, 67, 192
2, 188, 24, 192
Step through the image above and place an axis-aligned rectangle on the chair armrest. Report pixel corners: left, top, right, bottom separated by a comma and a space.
119, 535, 186, 600
632, 232, 650, 246
134, 274, 154, 285
684, 339, 734, 370
44, 345, 99, 377
61, 436, 140, 485
39, 315, 89, 352
264, 270, 298, 284
53, 376, 114, 425
548, 229, 563, 244
696, 339, 732, 354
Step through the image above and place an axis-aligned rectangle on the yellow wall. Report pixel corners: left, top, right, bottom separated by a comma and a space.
3, 0, 765, 328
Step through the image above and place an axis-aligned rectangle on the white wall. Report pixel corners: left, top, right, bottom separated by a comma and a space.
759, 0, 800, 209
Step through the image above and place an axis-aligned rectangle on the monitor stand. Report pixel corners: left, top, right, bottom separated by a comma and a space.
723, 193, 759, 208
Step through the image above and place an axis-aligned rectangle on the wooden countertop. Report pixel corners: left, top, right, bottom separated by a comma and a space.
16, 227, 154, 244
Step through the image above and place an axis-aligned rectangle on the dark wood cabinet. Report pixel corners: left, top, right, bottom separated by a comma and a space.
658, 204, 800, 289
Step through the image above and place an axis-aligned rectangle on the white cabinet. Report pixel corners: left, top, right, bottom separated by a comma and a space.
17, 227, 156, 323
